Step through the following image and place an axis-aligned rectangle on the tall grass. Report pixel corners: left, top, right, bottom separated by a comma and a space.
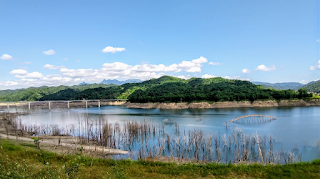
0, 139, 320, 178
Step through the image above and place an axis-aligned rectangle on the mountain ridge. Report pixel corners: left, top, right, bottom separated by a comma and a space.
100, 79, 141, 85
252, 81, 304, 90
0, 76, 318, 102
302, 80, 320, 93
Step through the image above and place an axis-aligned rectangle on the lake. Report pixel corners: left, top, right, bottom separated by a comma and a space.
16, 105, 320, 163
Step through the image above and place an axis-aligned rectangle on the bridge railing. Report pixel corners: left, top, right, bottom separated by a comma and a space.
0, 99, 128, 112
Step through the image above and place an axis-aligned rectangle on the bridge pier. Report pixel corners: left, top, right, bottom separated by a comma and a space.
2, 99, 126, 111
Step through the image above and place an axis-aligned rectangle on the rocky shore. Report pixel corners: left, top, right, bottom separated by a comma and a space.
1, 99, 319, 110
123, 99, 320, 109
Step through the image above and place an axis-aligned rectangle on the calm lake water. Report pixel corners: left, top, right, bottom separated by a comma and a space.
16, 105, 320, 162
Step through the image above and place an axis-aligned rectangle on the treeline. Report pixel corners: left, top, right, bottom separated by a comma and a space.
0, 76, 313, 102
128, 78, 311, 103
0, 84, 115, 101
303, 80, 320, 93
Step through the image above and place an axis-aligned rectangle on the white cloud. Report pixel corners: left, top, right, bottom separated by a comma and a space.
178, 61, 195, 69
10, 69, 28, 75
300, 79, 319, 85
255, 65, 276, 71
15, 72, 43, 79
224, 76, 250, 81
3, 81, 19, 86
63, 58, 68, 61
191, 56, 208, 63
43, 49, 56, 55
309, 60, 320, 70
3, 57, 211, 89
176, 75, 191, 79
176, 56, 207, 73
44, 64, 65, 70
242, 68, 251, 73
101, 56, 207, 74
10, 69, 43, 79
208, 62, 222, 65
186, 67, 201, 72
202, 74, 216, 78
102, 46, 126, 53
300, 80, 309, 84
0, 54, 13, 60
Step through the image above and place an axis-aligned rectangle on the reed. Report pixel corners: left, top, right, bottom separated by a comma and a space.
8, 114, 304, 164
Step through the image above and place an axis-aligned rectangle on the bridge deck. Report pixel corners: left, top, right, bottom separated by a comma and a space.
1, 99, 128, 111
2, 99, 128, 104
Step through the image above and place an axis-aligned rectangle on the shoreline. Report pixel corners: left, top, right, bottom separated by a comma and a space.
1, 99, 320, 110
124, 99, 320, 109
0, 113, 128, 155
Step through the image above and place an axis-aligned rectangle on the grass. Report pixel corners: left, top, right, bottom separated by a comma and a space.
0, 139, 320, 178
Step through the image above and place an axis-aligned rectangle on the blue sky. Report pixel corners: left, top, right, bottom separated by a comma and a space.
0, 0, 319, 89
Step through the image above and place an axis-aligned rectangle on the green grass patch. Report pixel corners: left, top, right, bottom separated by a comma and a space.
0, 139, 320, 178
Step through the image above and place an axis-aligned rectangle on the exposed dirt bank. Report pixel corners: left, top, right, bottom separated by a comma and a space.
1, 99, 319, 110
124, 99, 320, 109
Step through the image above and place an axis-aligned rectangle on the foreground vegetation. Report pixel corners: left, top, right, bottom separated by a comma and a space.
0, 76, 314, 102
0, 139, 320, 178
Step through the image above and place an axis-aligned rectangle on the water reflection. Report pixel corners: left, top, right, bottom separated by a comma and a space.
12, 105, 320, 162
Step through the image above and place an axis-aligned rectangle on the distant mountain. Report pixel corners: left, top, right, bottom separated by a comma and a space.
78, 82, 90, 85
302, 80, 320, 93
100, 79, 141, 85
252, 82, 304, 90
124, 79, 142, 83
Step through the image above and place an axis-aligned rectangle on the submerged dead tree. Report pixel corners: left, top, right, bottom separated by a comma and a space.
11, 114, 303, 164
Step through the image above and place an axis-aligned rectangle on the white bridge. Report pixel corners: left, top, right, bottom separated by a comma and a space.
1, 99, 128, 112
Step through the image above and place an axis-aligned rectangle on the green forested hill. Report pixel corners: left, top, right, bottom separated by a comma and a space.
0, 76, 312, 102
0, 83, 115, 101
127, 77, 310, 102
302, 80, 320, 93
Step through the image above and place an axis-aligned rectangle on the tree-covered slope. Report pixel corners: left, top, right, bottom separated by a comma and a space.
69, 76, 311, 102
0, 83, 115, 101
302, 80, 320, 93
72, 76, 185, 100
128, 78, 310, 103
0, 76, 312, 102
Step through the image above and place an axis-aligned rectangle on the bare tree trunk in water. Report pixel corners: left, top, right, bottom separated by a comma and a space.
255, 132, 264, 163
